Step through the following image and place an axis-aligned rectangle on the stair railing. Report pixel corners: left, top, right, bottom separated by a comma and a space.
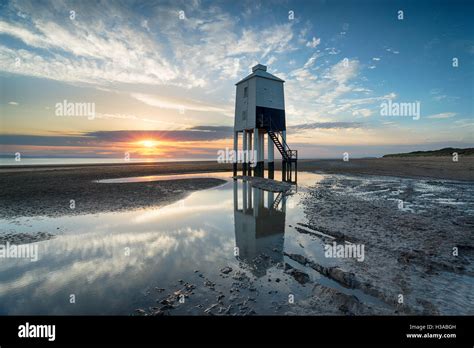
268, 117, 297, 161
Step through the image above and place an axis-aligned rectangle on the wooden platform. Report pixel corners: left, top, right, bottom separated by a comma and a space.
233, 175, 294, 193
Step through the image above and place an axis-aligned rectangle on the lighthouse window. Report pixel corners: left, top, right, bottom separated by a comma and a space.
243, 87, 248, 98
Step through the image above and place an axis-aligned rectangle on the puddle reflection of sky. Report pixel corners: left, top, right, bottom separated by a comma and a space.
0, 172, 472, 314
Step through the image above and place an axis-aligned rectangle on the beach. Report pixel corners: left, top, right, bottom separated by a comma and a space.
3, 155, 472, 178
1, 156, 472, 218
0, 157, 473, 315
297, 156, 474, 181
0, 161, 231, 219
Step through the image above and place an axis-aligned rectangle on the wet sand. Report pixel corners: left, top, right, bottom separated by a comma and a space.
1, 158, 473, 315
297, 156, 474, 182
3, 156, 472, 180
1, 156, 471, 234
0, 161, 229, 219
292, 175, 474, 315
130, 174, 474, 316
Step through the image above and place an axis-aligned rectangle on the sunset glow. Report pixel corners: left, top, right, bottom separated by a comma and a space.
0, 0, 472, 162
140, 140, 159, 148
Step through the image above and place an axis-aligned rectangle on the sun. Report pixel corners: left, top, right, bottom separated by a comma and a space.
141, 139, 158, 148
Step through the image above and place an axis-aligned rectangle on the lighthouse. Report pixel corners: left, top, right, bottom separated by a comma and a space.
233, 64, 297, 181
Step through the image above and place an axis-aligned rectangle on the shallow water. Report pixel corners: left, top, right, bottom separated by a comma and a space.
0, 172, 318, 314
0, 172, 473, 315
95, 172, 232, 183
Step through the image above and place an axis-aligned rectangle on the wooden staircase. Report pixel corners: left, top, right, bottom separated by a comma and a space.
257, 115, 298, 182
267, 130, 297, 163
271, 192, 283, 210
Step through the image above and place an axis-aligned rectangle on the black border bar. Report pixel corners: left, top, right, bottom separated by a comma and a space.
0, 316, 472, 346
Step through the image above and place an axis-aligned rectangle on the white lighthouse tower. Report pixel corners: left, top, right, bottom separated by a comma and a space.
233, 64, 297, 181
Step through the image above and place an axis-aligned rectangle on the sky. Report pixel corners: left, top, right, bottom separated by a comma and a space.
0, 0, 473, 161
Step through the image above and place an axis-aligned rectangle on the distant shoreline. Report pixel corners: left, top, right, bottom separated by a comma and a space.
383, 147, 474, 158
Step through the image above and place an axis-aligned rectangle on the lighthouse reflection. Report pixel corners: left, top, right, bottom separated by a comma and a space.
233, 179, 287, 277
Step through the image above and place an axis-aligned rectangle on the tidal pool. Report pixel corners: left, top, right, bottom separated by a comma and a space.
0, 172, 324, 314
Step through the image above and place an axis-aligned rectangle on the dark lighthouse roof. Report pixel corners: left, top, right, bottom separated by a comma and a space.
235, 64, 285, 85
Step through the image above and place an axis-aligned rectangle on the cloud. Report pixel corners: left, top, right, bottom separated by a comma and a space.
265, 56, 277, 66
372, 57, 380, 61
0, 20, 50, 48
8, 101, 19, 105
191, 126, 233, 132
94, 113, 188, 128
289, 66, 317, 81
306, 36, 321, 48
0, 1, 383, 130
433, 95, 447, 101
453, 119, 474, 128
228, 23, 295, 58
0, 1, 295, 90
325, 59, 359, 84
426, 112, 456, 119
325, 47, 340, 55
303, 53, 319, 69
0, 12, 178, 85
290, 122, 364, 130
130, 93, 232, 115
0, 126, 233, 147
429, 89, 460, 102
0, 134, 97, 146
353, 87, 372, 93
352, 108, 373, 117
141, 19, 150, 32
86, 129, 232, 142
284, 53, 395, 125
386, 48, 399, 54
